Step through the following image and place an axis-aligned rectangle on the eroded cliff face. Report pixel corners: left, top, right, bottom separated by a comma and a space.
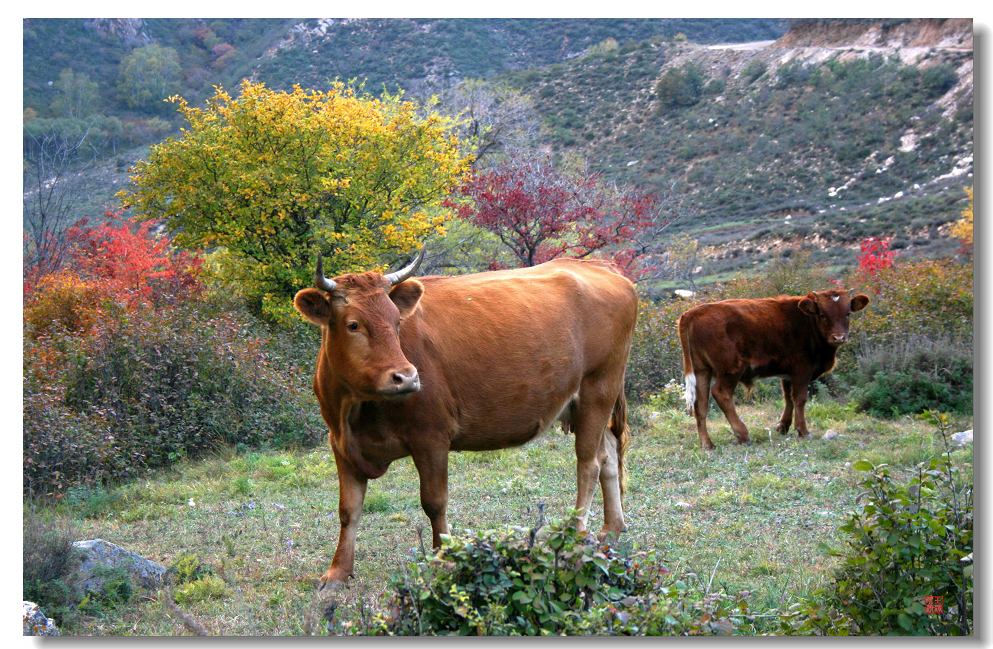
83, 18, 151, 45
775, 18, 972, 50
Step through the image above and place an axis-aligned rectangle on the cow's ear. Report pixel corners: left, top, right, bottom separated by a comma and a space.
850, 293, 870, 312
389, 279, 424, 318
798, 293, 819, 316
294, 288, 332, 326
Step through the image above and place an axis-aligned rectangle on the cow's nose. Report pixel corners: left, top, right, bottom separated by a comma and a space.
389, 366, 420, 393
831, 334, 847, 344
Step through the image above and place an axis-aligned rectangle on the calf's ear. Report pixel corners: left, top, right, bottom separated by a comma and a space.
850, 293, 870, 312
798, 293, 819, 316
294, 288, 332, 326
389, 279, 424, 318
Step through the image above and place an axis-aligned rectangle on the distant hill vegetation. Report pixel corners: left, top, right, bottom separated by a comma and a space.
500, 18, 973, 283
254, 18, 787, 93
23, 18, 972, 287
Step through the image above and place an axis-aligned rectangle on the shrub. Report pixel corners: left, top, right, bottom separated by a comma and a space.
77, 566, 134, 615
809, 414, 971, 635
921, 64, 959, 99
626, 299, 699, 401
169, 553, 212, 585
742, 60, 768, 84
23, 270, 109, 338
23, 508, 82, 629
356, 515, 746, 636
843, 258, 973, 375
718, 250, 835, 299
23, 300, 323, 495
655, 64, 704, 111
174, 576, 229, 606
851, 336, 972, 418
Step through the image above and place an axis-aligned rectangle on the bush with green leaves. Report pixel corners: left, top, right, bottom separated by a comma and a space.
351, 514, 746, 636
23, 509, 82, 629
780, 413, 972, 635
24, 299, 324, 496
654, 63, 705, 111
851, 336, 972, 418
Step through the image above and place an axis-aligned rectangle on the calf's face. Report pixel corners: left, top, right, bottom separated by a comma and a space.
798, 289, 869, 346
294, 277, 424, 399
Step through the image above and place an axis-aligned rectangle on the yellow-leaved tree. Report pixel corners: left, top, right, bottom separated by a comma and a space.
119, 80, 472, 319
950, 186, 973, 250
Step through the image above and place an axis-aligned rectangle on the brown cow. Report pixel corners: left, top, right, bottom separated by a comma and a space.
678, 289, 869, 449
293, 250, 638, 588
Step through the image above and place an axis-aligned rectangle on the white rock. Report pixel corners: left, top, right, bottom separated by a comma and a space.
675, 501, 692, 510
23, 601, 59, 636
72, 539, 166, 596
822, 429, 840, 440
951, 430, 973, 446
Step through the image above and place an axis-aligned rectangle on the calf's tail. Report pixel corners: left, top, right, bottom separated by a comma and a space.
610, 389, 631, 496
678, 316, 696, 416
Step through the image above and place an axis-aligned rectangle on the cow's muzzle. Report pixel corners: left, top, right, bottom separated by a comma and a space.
379, 367, 421, 397
829, 334, 848, 345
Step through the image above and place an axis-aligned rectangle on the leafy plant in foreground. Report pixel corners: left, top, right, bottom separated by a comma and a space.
781, 411, 972, 635
344, 512, 746, 636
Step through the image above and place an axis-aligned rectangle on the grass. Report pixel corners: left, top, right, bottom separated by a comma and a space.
33, 398, 972, 635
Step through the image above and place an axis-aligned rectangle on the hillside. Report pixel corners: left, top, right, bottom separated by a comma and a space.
23, 19, 972, 286
254, 19, 786, 93
503, 18, 973, 284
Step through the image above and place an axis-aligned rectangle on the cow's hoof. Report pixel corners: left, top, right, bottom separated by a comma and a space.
776, 425, 790, 435
797, 432, 810, 440
702, 443, 716, 452
597, 526, 625, 542
318, 571, 350, 592
736, 437, 751, 446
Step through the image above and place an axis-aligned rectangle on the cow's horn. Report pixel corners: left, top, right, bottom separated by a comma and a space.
314, 254, 336, 292
385, 247, 426, 286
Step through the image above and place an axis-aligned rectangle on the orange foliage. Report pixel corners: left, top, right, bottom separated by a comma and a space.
23, 269, 110, 339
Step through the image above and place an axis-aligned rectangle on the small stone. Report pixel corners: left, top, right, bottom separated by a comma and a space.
675, 501, 692, 510
951, 430, 973, 447
822, 429, 840, 440
23, 601, 59, 636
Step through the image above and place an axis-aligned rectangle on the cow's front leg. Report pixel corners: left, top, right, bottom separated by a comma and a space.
411, 447, 450, 549
776, 379, 794, 434
321, 449, 368, 589
791, 380, 811, 438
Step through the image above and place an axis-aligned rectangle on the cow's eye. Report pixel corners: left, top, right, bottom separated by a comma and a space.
346, 321, 360, 332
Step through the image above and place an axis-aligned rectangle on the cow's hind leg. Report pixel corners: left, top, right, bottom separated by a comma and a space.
693, 371, 716, 450
321, 449, 368, 589
776, 379, 794, 434
711, 375, 750, 444
572, 376, 616, 533
597, 428, 625, 539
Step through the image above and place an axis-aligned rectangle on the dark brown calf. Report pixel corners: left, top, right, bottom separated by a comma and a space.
678, 289, 869, 449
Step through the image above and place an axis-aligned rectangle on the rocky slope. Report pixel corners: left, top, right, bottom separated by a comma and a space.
504, 18, 973, 284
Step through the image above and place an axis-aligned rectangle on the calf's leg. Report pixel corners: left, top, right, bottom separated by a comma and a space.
777, 379, 794, 434
791, 380, 811, 438
711, 375, 750, 444
321, 449, 368, 588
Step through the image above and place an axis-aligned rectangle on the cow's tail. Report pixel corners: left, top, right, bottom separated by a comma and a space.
678, 315, 696, 416
610, 389, 631, 496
